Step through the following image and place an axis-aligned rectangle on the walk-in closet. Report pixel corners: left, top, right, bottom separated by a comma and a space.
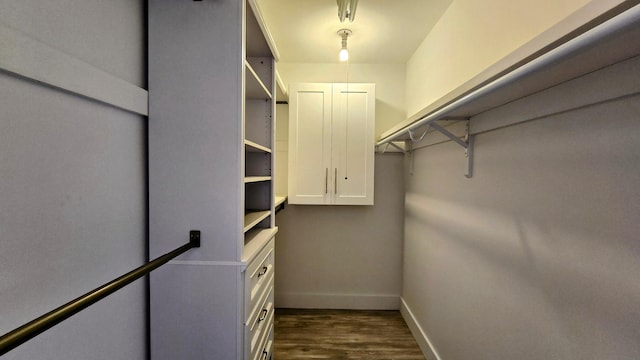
1, 1, 639, 359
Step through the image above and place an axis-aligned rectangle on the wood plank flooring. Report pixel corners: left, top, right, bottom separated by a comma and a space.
274, 309, 427, 360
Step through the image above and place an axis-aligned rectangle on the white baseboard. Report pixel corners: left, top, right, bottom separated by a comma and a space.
275, 292, 400, 310
400, 297, 442, 360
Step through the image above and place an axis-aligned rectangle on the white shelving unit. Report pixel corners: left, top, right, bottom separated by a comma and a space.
148, 0, 278, 358
243, 50, 275, 246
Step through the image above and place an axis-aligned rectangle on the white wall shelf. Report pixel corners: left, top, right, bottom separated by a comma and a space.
0, 22, 148, 116
377, 3, 640, 178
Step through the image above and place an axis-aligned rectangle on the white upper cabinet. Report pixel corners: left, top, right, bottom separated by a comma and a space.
288, 83, 375, 205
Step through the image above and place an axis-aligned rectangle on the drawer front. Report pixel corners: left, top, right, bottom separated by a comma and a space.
246, 287, 274, 360
246, 239, 274, 320
257, 331, 274, 360
251, 314, 274, 360
247, 285, 273, 335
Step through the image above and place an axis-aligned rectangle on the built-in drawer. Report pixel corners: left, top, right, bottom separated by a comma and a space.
257, 331, 274, 360
246, 286, 274, 360
245, 238, 274, 320
251, 313, 274, 360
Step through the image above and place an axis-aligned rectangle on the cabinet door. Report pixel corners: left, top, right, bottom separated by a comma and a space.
331, 83, 375, 205
288, 83, 332, 204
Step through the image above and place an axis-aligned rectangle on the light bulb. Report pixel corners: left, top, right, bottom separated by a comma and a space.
337, 29, 352, 62
339, 48, 349, 62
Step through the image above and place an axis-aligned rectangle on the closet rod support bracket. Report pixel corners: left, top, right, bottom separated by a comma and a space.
465, 132, 474, 179
428, 121, 467, 148
406, 140, 415, 175
427, 120, 473, 178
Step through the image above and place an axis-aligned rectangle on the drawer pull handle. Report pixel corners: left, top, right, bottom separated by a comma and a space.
258, 308, 268, 322
257, 266, 269, 278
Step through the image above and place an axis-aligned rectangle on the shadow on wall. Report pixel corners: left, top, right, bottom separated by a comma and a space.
402, 97, 640, 358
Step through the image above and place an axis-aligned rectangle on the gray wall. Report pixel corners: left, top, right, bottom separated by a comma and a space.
275, 153, 405, 309
402, 56, 640, 359
0, 1, 147, 359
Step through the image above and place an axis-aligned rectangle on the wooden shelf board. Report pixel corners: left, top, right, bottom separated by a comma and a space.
275, 196, 287, 207
246, 0, 280, 61
242, 227, 278, 263
245, 60, 272, 100
245, 139, 272, 153
244, 210, 270, 233
245, 176, 271, 183
276, 69, 288, 102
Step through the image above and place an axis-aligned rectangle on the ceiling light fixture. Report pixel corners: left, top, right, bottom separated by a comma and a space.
338, 29, 352, 62
337, 0, 358, 22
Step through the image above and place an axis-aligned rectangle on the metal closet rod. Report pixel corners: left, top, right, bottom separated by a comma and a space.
0, 231, 201, 356
376, 3, 640, 147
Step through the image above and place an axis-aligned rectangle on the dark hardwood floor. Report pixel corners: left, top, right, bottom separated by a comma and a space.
274, 309, 427, 360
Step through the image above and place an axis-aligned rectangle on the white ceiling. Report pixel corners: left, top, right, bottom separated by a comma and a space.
257, 0, 453, 64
